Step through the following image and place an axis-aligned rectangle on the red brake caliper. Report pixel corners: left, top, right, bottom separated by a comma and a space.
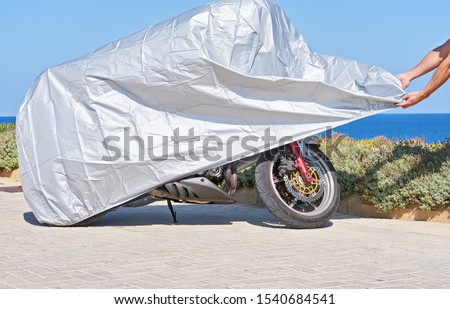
288, 142, 314, 183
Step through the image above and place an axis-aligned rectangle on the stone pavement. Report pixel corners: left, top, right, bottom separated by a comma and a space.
1, 188, 450, 289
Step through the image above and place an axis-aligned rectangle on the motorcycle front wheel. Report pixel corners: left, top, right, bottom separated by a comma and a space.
255, 143, 340, 229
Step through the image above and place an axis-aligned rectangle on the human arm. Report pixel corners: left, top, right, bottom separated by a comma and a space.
396, 51, 450, 108
396, 39, 450, 89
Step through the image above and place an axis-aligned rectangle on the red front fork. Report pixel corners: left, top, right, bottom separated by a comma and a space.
288, 141, 314, 183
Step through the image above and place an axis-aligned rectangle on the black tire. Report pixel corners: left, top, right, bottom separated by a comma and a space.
255, 143, 340, 229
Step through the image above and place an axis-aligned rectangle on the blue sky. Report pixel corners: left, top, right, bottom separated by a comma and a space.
1, 0, 449, 116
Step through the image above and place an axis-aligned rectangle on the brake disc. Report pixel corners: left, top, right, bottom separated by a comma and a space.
283, 163, 325, 203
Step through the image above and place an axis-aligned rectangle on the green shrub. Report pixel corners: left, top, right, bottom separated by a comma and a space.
0, 128, 18, 171
237, 164, 255, 188
0, 123, 15, 133
326, 134, 450, 212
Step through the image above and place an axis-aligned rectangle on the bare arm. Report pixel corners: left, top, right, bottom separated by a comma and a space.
396, 50, 450, 108
397, 39, 450, 89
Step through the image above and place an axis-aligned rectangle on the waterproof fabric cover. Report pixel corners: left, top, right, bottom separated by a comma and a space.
16, 0, 403, 226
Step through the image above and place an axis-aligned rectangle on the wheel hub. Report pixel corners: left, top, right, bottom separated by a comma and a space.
283, 164, 325, 203
289, 167, 319, 195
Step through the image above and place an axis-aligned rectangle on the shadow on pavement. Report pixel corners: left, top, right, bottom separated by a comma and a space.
23, 203, 333, 229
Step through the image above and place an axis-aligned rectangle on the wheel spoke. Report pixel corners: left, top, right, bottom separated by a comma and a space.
306, 201, 318, 210
289, 199, 298, 208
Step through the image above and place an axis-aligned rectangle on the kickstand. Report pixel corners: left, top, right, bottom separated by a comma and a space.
166, 199, 178, 223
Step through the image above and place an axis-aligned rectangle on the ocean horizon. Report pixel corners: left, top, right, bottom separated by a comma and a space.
2, 113, 449, 143
334, 113, 450, 143
0, 116, 16, 124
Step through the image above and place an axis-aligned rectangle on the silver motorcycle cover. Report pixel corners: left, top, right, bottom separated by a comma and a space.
16, 0, 403, 226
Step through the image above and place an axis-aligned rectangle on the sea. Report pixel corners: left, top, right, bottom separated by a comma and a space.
334, 113, 450, 144
0, 116, 16, 124
1, 114, 449, 144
